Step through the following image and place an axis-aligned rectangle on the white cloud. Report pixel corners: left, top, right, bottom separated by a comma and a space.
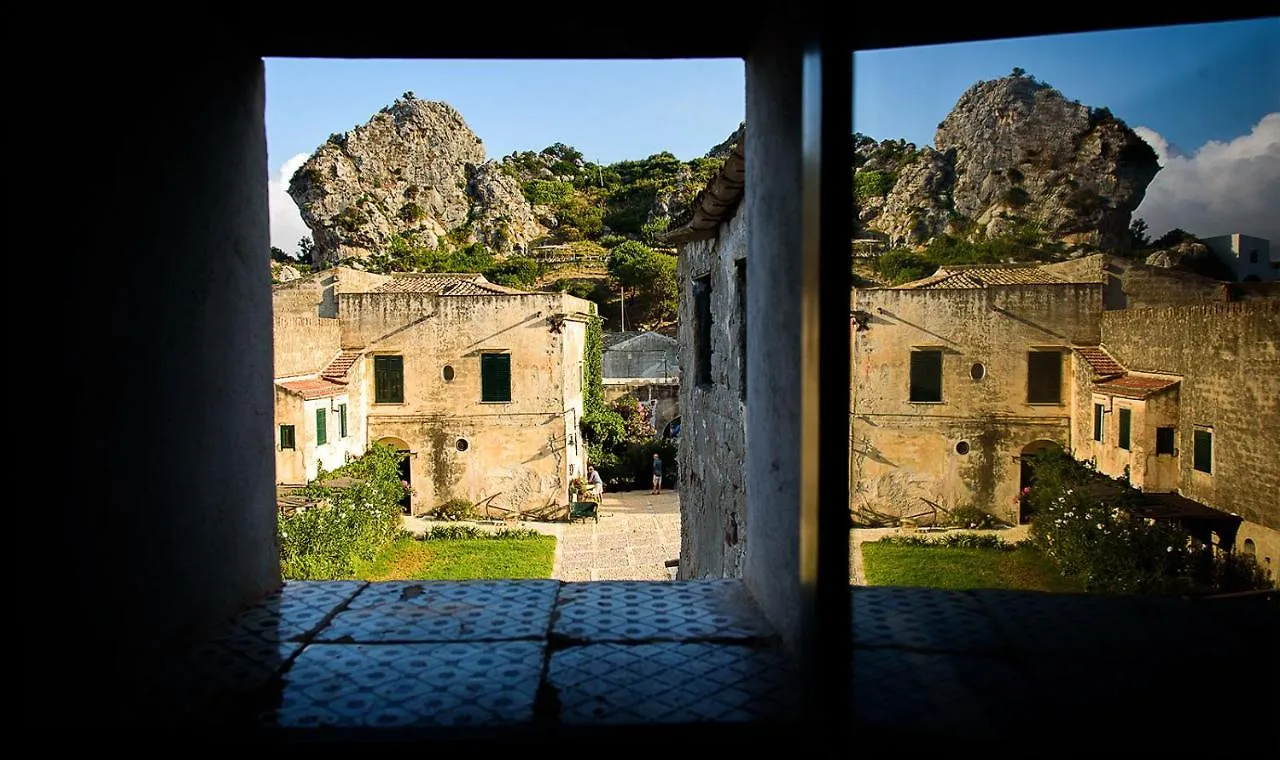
269, 153, 312, 256
1133, 114, 1280, 245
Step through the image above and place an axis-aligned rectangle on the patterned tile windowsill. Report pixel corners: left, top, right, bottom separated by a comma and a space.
131, 580, 1277, 746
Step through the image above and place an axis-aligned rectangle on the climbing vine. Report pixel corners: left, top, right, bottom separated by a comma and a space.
584, 313, 604, 415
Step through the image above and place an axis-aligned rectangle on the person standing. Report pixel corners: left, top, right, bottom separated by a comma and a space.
586, 464, 604, 501
651, 453, 664, 495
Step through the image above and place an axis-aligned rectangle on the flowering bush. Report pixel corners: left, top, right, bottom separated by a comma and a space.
278, 444, 408, 580
1025, 451, 1271, 595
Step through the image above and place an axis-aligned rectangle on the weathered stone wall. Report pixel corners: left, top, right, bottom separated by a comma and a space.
340, 290, 590, 514
273, 274, 342, 377
1099, 301, 1280, 535
1041, 254, 1279, 310
677, 203, 748, 578
852, 283, 1103, 523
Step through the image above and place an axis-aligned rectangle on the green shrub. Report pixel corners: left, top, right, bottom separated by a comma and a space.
485, 256, 544, 288
875, 249, 937, 285
855, 169, 897, 199
494, 528, 541, 540
945, 504, 1009, 530
278, 444, 408, 580
877, 534, 1015, 551
399, 202, 426, 222
434, 499, 477, 521
1002, 186, 1031, 208
1025, 451, 1273, 595
424, 525, 482, 540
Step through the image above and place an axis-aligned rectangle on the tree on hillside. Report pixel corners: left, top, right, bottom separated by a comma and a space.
1128, 218, 1151, 251
607, 242, 678, 328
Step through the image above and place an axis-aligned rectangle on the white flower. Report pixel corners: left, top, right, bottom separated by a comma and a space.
1096, 523, 1104, 530
1066, 489, 1073, 495
1166, 546, 1173, 552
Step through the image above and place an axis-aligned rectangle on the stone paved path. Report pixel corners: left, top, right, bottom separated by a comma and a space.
403, 490, 681, 582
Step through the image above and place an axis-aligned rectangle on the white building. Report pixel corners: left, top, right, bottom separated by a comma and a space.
1202, 234, 1275, 282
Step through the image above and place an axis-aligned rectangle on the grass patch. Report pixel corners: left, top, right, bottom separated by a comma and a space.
861, 542, 1083, 593
353, 534, 556, 581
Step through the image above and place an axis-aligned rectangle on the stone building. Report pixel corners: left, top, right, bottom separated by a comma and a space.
1071, 301, 1280, 574
851, 266, 1104, 526
664, 134, 747, 578
272, 267, 594, 515
1202, 234, 1275, 282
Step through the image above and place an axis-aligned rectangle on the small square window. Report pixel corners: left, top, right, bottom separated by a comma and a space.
1156, 427, 1175, 455
279, 424, 296, 451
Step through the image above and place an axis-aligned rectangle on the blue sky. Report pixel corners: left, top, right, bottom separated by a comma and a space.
267, 17, 1279, 252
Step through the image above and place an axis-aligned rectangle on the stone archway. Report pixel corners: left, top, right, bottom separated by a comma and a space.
1018, 439, 1061, 524
376, 437, 413, 514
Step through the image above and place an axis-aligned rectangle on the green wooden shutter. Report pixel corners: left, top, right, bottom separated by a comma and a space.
482, 354, 512, 402
375, 356, 404, 403
316, 408, 327, 446
280, 425, 295, 450
339, 404, 348, 438
1118, 408, 1131, 450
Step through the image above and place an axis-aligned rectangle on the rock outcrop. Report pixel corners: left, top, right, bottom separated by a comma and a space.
859, 73, 1160, 252
288, 95, 543, 265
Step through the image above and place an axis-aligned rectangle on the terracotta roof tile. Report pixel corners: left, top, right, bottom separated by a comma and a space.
1093, 374, 1180, 399
372, 273, 531, 295
277, 378, 348, 400
1074, 346, 1126, 378
898, 266, 1066, 289
321, 350, 362, 380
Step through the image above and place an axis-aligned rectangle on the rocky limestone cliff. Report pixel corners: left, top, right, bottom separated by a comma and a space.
859, 74, 1160, 252
288, 95, 543, 265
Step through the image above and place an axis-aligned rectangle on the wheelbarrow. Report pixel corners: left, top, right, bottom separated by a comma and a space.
569, 500, 599, 523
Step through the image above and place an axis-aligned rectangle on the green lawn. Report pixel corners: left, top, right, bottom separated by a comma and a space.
860, 542, 1083, 593
353, 535, 557, 581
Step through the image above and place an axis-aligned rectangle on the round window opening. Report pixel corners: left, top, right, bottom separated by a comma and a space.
970, 363, 986, 381
442, 365, 455, 381
955, 441, 971, 455
455, 438, 469, 452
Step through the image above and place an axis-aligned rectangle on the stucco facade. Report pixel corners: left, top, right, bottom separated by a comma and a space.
675, 200, 749, 579
273, 267, 592, 515
851, 280, 1104, 525
1202, 234, 1275, 282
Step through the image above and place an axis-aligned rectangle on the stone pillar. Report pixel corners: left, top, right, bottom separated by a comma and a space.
97, 54, 281, 689
744, 28, 852, 726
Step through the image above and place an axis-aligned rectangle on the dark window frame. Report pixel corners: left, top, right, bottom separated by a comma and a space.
908, 349, 943, 403
1155, 426, 1175, 455
1193, 428, 1213, 474
736, 259, 747, 401
1027, 350, 1063, 404
279, 424, 296, 451
480, 352, 513, 403
1117, 407, 1131, 451
374, 355, 405, 404
694, 273, 713, 387
1093, 403, 1105, 442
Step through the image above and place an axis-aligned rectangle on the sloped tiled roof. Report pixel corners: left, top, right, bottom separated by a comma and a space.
276, 378, 348, 400
372, 273, 531, 295
1093, 374, 1180, 400
897, 266, 1066, 289
321, 350, 362, 381
1074, 346, 1126, 379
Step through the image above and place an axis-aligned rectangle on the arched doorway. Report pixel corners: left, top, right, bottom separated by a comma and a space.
377, 437, 413, 515
1018, 439, 1061, 524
